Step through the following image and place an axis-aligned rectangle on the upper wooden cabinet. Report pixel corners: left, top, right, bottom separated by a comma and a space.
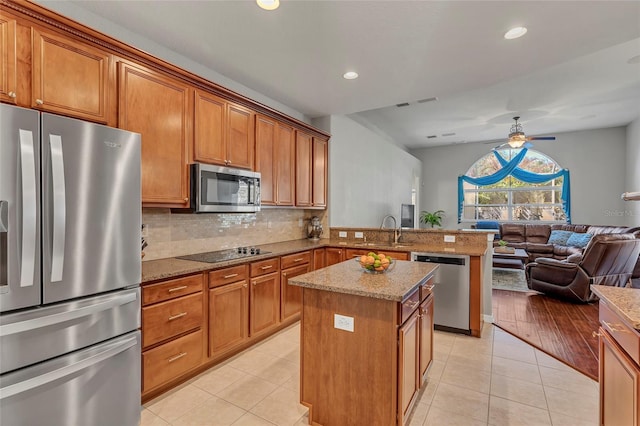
194, 90, 254, 170
255, 114, 295, 206
118, 61, 192, 207
32, 27, 114, 124
295, 131, 312, 207
0, 14, 17, 104
312, 137, 328, 207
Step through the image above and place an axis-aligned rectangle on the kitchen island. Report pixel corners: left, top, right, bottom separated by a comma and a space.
290, 260, 438, 426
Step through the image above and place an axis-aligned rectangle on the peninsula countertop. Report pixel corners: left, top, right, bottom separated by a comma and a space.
142, 238, 483, 284
289, 260, 438, 302
590, 285, 640, 330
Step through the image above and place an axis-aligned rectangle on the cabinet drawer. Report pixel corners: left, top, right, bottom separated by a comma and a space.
281, 251, 311, 269
420, 276, 435, 301
143, 274, 203, 306
209, 264, 248, 288
599, 300, 640, 364
251, 257, 280, 277
142, 329, 203, 392
142, 292, 203, 348
399, 288, 420, 325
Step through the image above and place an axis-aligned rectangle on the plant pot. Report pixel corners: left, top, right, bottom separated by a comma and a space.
495, 247, 515, 254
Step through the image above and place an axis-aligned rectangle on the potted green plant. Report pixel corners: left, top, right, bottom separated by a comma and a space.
419, 210, 445, 228
495, 239, 515, 253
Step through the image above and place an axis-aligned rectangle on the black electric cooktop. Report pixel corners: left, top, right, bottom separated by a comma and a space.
177, 247, 270, 264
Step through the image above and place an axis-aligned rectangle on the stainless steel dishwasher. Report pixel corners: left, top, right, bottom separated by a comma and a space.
411, 253, 470, 334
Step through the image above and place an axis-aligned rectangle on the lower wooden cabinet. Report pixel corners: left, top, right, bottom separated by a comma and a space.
419, 295, 434, 382
313, 248, 326, 270
209, 280, 249, 357
250, 271, 281, 336
281, 263, 311, 321
325, 247, 344, 266
598, 300, 640, 426
398, 309, 420, 422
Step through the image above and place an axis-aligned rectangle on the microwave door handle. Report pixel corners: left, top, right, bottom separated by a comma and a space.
49, 135, 66, 283
19, 130, 37, 288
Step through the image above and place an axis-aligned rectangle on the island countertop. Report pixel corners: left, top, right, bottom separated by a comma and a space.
590, 285, 640, 330
289, 259, 438, 302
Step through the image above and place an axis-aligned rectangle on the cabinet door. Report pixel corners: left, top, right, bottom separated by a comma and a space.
325, 248, 344, 266
281, 263, 311, 321
32, 28, 112, 123
209, 281, 249, 357
398, 311, 420, 425
227, 103, 254, 170
194, 89, 226, 166
296, 131, 312, 207
600, 329, 640, 426
119, 62, 192, 206
276, 122, 295, 206
255, 114, 276, 205
419, 295, 434, 384
250, 272, 280, 336
312, 137, 328, 207
0, 15, 17, 104
313, 248, 326, 270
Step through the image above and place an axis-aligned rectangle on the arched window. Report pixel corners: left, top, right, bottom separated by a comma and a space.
460, 148, 568, 223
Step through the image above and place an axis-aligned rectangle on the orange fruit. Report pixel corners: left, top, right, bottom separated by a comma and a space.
360, 255, 368, 264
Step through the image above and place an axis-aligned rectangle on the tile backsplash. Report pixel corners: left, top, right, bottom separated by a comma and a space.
142, 208, 328, 261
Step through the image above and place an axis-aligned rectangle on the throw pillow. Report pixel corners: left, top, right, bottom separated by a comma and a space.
476, 221, 500, 239
547, 230, 573, 245
566, 232, 593, 248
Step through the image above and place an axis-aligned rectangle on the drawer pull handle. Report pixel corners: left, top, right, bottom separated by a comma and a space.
168, 312, 187, 321
404, 301, 418, 310
167, 352, 187, 363
592, 331, 602, 338
424, 285, 435, 291
293, 258, 304, 262
223, 273, 239, 279
603, 321, 630, 333
168, 285, 188, 293
260, 265, 273, 270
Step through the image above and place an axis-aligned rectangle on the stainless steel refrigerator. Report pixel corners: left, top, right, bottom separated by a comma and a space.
0, 104, 142, 426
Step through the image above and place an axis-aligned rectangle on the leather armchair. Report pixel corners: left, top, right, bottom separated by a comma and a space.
525, 234, 640, 302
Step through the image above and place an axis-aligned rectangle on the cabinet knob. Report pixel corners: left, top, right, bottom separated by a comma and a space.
184, 197, 188, 202
35, 99, 44, 105
243, 283, 248, 288
8, 91, 16, 98
227, 160, 231, 165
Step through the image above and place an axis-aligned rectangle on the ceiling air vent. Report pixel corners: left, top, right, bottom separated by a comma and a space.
442, 132, 456, 137
426, 135, 437, 139
417, 97, 438, 103
396, 102, 410, 107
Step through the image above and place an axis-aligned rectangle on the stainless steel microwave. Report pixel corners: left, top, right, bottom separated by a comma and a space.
191, 163, 261, 213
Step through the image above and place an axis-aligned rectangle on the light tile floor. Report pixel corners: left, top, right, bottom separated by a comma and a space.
141, 322, 598, 426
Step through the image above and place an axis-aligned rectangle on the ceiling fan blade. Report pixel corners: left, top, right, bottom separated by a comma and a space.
527, 136, 556, 141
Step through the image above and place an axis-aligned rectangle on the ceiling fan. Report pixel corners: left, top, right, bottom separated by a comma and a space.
493, 116, 556, 150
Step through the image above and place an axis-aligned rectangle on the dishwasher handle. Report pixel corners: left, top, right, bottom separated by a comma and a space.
414, 255, 466, 266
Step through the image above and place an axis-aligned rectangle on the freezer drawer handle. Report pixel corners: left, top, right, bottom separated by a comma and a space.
49, 134, 66, 283
19, 129, 37, 288
0, 335, 137, 400
0, 291, 138, 337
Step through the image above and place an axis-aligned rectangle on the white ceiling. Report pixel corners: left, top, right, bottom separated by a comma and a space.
59, 0, 640, 149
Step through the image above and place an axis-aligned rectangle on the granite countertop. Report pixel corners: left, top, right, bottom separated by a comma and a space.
142, 238, 485, 284
288, 260, 438, 302
590, 285, 640, 330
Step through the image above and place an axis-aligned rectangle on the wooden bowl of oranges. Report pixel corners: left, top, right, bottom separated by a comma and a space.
356, 252, 395, 274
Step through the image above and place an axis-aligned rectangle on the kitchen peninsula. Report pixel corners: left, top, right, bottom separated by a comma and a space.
290, 260, 438, 426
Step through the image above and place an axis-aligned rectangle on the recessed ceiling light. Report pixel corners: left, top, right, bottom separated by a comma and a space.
504, 27, 527, 40
343, 71, 359, 80
628, 54, 640, 65
256, 0, 279, 11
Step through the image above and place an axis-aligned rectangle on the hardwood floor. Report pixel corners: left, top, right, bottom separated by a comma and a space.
492, 289, 600, 380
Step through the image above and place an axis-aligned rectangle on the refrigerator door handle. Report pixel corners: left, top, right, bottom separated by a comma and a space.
0, 335, 138, 399
0, 291, 138, 337
0, 200, 7, 289
49, 134, 66, 283
19, 129, 37, 288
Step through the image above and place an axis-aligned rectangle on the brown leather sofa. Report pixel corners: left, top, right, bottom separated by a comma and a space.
497, 223, 639, 262
525, 234, 640, 303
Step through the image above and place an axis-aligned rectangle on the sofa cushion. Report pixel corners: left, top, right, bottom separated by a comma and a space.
500, 223, 525, 243
551, 224, 589, 233
587, 225, 632, 235
553, 245, 583, 258
526, 242, 554, 254
548, 230, 573, 246
525, 224, 551, 244
566, 232, 593, 248
476, 221, 501, 239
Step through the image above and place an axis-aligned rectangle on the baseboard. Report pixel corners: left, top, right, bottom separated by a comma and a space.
483, 314, 495, 323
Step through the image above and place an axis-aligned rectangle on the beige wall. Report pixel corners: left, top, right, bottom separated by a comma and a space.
142, 208, 328, 261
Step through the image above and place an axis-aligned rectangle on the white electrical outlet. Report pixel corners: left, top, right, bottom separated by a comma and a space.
355, 232, 364, 239
444, 235, 456, 243
334, 314, 354, 332
298, 218, 303, 227
339, 231, 347, 238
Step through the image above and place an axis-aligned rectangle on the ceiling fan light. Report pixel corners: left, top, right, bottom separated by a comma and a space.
256, 0, 279, 11
504, 27, 528, 40
508, 132, 526, 148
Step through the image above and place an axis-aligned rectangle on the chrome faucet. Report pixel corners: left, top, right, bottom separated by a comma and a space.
380, 215, 401, 244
